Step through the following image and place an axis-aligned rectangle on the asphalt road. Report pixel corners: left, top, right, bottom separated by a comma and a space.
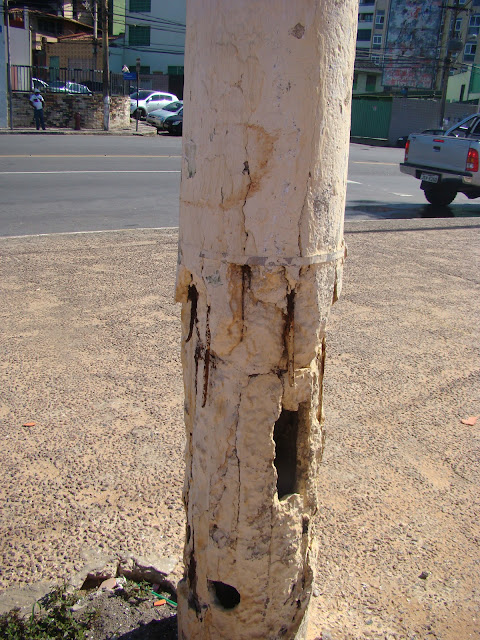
347, 143, 480, 220
0, 135, 182, 237
0, 135, 479, 237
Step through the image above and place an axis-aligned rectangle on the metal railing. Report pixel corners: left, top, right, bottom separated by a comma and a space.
10, 65, 129, 95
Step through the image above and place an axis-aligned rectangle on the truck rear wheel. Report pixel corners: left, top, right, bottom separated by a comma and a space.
423, 187, 456, 206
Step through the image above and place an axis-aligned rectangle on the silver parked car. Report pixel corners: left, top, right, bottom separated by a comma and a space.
31, 78, 49, 92
146, 100, 183, 132
48, 81, 92, 95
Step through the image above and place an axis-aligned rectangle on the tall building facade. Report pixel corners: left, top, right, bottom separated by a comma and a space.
354, 0, 480, 100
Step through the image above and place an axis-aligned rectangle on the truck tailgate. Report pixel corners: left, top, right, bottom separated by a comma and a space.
407, 134, 471, 172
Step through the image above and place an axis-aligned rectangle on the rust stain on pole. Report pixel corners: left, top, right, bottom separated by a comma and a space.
175, 1, 358, 638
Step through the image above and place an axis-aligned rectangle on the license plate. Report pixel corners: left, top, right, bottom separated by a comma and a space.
420, 172, 439, 183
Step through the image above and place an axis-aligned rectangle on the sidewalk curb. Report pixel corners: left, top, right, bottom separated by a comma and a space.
0, 124, 157, 137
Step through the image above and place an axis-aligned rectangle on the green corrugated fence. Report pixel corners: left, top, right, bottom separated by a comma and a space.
469, 66, 480, 95
351, 98, 392, 139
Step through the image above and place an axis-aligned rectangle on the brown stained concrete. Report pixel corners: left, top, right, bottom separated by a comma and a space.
0, 218, 479, 639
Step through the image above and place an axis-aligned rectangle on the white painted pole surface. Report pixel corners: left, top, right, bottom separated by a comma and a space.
176, 2, 357, 638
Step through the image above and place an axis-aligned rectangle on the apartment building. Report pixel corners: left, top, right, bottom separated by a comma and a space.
354, 0, 390, 94
109, 0, 185, 76
440, 0, 480, 102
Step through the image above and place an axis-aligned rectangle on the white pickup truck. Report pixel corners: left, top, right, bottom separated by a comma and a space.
400, 113, 480, 206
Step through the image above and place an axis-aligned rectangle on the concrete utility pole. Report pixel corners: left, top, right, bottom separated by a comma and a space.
438, 0, 464, 128
102, 0, 109, 131
175, 2, 357, 638
4, 0, 13, 130
93, 0, 98, 71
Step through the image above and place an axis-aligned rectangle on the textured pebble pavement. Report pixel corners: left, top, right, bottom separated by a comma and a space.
0, 218, 479, 640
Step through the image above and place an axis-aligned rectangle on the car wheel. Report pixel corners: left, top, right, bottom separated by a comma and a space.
423, 187, 456, 206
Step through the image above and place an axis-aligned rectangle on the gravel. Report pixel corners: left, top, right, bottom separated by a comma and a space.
0, 220, 478, 639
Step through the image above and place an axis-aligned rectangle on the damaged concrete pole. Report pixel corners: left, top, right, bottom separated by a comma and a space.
175, 1, 357, 638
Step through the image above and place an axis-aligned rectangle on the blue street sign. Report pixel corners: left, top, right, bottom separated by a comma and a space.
123, 72, 137, 80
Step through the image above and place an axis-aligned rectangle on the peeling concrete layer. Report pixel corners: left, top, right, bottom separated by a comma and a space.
176, 1, 357, 638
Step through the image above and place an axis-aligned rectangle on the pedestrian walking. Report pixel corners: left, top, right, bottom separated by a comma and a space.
29, 89, 46, 130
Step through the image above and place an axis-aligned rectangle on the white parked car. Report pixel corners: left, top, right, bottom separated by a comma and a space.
130, 90, 178, 119
146, 100, 183, 131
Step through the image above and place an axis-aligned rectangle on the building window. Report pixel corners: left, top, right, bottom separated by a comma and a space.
128, 25, 151, 46
469, 14, 480, 36
357, 29, 372, 42
359, 0, 375, 4
353, 73, 358, 90
375, 14, 385, 27
366, 74, 376, 91
359, 13, 373, 22
464, 43, 477, 61
373, 35, 382, 49
129, 0, 151, 11
455, 18, 462, 32
37, 18, 61, 36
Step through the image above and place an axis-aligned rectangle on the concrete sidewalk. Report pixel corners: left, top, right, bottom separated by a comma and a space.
0, 119, 157, 136
0, 217, 479, 639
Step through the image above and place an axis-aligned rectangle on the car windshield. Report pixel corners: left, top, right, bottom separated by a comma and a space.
130, 91, 153, 100
163, 101, 182, 112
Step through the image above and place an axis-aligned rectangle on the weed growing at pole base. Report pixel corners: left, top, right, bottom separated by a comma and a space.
0, 587, 90, 639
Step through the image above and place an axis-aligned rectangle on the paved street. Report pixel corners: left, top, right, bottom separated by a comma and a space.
0, 135, 479, 237
347, 143, 480, 219
0, 135, 181, 236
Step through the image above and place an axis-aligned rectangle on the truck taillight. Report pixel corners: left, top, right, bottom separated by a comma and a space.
404, 140, 410, 162
466, 148, 479, 172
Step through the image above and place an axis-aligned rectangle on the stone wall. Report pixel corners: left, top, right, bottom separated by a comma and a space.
12, 93, 130, 130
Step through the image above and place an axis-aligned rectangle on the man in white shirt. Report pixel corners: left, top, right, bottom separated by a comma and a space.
29, 89, 46, 130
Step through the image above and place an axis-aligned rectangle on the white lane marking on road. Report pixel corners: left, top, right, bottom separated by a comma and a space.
391, 192, 413, 197
353, 161, 398, 166
0, 170, 181, 174
347, 180, 362, 184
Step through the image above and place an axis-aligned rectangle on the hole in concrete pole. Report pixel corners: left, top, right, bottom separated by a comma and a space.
273, 409, 298, 498
208, 580, 241, 610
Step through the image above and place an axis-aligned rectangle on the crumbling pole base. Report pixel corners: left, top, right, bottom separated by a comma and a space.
176, 1, 357, 638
